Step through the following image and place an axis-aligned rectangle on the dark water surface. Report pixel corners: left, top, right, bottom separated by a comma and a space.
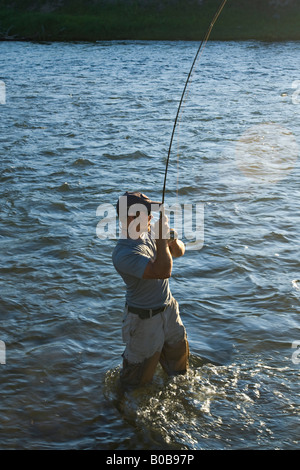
0, 40, 299, 450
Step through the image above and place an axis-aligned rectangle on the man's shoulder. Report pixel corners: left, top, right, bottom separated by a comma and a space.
112, 238, 129, 257
141, 231, 156, 246
112, 238, 138, 259
112, 236, 151, 278
112, 234, 154, 262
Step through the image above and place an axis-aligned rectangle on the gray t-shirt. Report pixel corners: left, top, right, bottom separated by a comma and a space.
112, 232, 171, 309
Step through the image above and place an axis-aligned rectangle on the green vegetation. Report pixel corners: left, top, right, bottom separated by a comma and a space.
0, 0, 299, 42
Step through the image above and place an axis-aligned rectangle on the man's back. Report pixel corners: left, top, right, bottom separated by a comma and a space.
112, 232, 171, 310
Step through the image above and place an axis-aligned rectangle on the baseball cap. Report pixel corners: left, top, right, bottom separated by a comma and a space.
116, 191, 162, 216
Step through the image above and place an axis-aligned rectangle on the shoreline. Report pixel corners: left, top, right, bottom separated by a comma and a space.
0, 1, 299, 43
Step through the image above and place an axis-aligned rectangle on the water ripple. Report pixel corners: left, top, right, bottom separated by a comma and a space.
0, 40, 299, 450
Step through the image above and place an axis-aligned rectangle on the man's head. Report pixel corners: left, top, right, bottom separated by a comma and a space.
117, 191, 162, 239
116, 191, 161, 217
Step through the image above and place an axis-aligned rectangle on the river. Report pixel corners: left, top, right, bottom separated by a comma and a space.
0, 40, 299, 450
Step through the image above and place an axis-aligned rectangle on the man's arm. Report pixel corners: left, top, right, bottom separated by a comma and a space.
142, 216, 185, 279
143, 238, 172, 279
142, 214, 172, 279
168, 239, 185, 258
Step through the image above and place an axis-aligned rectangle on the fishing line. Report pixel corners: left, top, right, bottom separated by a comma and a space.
161, 0, 228, 205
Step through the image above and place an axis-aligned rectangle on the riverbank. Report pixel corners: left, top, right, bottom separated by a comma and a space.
0, 0, 299, 42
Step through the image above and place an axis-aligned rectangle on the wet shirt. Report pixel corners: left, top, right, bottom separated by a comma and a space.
112, 232, 171, 309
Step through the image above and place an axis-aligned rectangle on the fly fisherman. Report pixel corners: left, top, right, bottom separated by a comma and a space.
112, 191, 189, 389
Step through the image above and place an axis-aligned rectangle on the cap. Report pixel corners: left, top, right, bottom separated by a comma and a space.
116, 191, 162, 216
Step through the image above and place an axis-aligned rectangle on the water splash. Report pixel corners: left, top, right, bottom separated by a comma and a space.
103, 357, 278, 450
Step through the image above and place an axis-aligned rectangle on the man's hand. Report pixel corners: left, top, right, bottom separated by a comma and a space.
152, 214, 170, 241
168, 238, 185, 258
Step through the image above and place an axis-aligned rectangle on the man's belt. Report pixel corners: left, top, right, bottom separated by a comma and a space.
127, 304, 167, 319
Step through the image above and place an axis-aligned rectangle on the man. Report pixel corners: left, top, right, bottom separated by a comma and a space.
112, 191, 189, 389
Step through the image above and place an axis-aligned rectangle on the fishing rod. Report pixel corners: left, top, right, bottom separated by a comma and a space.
161, 0, 228, 205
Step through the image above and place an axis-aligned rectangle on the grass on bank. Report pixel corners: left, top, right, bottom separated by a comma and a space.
0, 0, 299, 41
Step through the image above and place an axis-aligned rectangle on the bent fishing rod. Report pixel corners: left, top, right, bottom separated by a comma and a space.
161, 0, 228, 205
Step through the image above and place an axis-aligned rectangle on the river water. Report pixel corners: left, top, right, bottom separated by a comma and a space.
0, 40, 299, 450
